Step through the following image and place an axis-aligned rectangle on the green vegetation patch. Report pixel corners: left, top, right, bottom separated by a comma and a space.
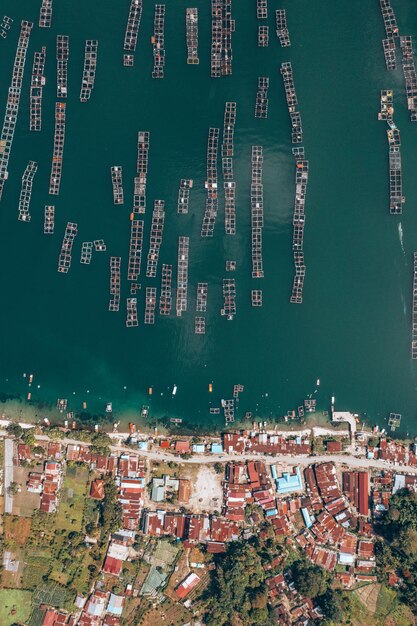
0, 589, 32, 626
55, 464, 89, 531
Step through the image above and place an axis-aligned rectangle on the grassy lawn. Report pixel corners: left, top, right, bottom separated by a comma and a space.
5, 515, 32, 545
55, 464, 89, 531
0, 589, 32, 626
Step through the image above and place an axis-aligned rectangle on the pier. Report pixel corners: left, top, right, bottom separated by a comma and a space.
123, 0, 142, 63
0, 21, 33, 201
176, 236, 189, 316
44, 205, 55, 234
134, 131, 150, 214
145, 287, 157, 324
400, 36, 417, 122
251, 146, 264, 279
257, 0, 267, 19
382, 38, 396, 71
152, 4, 165, 79
56, 35, 69, 98
412, 253, 417, 359
221, 278, 236, 320
177, 178, 193, 214
30, 48, 46, 131
379, 0, 399, 39
49, 102, 66, 195
202, 127, 220, 237
109, 256, 121, 311
251, 289, 262, 306
255, 76, 269, 119
111, 166, 124, 204
18, 161, 38, 222
58, 222, 78, 273
39, 0, 52, 28
0, 16, 13, 40
126, 298, 139, 327
159, 263, 172, 315
146, 200, 165, 278
186, 8, 199, 64
276, 9, 291, 47
195, 316, 206, 334
196, 282, 208, 312
80, 40, 98, 102
127, 219, 144, 281
280, 62, 303, 144
80, 242, 93, 265
222, 102, 237, 235
290, 157, 309, 303
387, 127, 404, 214
258, 26, 269, 47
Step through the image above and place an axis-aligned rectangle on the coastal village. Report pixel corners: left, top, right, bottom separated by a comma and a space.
1, 414, 417, 625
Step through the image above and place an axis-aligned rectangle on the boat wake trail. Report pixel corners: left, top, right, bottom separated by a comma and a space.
398, 222, 405, 256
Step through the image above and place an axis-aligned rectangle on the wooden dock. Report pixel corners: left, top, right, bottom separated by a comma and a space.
0, 21, 33, 201
123, 0, 142, 65
80, 40, 98, 102
255, 76, 269, 119
109, 256, 121, 311
251, 146, 264, 279
177, 178, 193, 214
49, 102, 66, 195
18, 161, 37, 222
176, 236, 189, 316
44, 205, 55, 234
56, 35, 69, 98
111, 166, 124, 204
146, 200, 165, 278
152, 4, 165, 78
39, 0, 52, 28
127, 219, 144, 281
202, 127, 220, 237
30, 48, 46, 131
58, 222, 77, 273
145, 287, 157, 324
159, 263, 172, 315
186, 8, 199, 64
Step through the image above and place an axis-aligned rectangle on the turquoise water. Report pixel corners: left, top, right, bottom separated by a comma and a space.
1, 0, 417, 435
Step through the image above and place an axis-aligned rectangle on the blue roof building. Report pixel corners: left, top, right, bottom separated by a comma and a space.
301, 507, 313, 528
211, 443, 223, 454
138, 441, 148, 451
192, 444, 205, 454
275, 466, 303, 495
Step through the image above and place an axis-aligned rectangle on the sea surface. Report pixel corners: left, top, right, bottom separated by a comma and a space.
1, 0, 417, 435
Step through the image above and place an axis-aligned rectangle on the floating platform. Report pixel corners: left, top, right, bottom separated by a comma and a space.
257, 0, 267, 19
177, 178, 193, 214
290, 158, 309, 303
379, 0, 399, 39
211, 0, 233, 77
94, 239, 106, 251
80, 40, 98, 102
202, 127, 220, 237
387, 127, 404, 214
44, 205, 55, 234
226, 260, 236, 271
111, 166, 124, 204
145, 287, 157, 324
123, 0, 142, 61
196, 282, 208, 312
195, 316, 206, 334
258, 25, 269, 47
127, 219, 144, 281
280, 62, 303, 143
378, 89, 394, 121
159, 263, 172, 315
49, 102, 66, 195
388, 412, 401, 431
134, 130, 150, 214
255, 76, 269, 119
30, 47, 46, 131
382, 37, 396, 71
251, 289, 262, 306
58, 222, 77, 273
186, 8, 199, 64
18, 160, 37, 222
146, 200, 165, 278
126, 297, 139, 327
400, 36, 417, 122
0, 16, 13, 40
251, 146, 264, 279
109, 258, 121, 309
56, 35, 69, 98
80, 241, 93, 265
176, 236, 189, 316
221, 278, 236, 320
0, 21, 33, 201
39, 0, 52, 28
222, 398, 235, 422
152, 4, 165, 78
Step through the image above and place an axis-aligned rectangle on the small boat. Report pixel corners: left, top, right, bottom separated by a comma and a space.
82, 401, 87, 410
43, 417, 50, 426
172, 385, 177, 396
94, 424, 99, 432
148, 387, 153, 395
27, 392, 31, 400
64, 420, 68, 428
106, 402, 113, 413
140, 405, 149, 418
71, 420, 76, 429
29, 374, 34, 384
208, 383, 213, 392
316, 378, 320, 386
170, 417, 182, 424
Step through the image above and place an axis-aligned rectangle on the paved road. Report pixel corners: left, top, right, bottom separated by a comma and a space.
4, 438, 14, 513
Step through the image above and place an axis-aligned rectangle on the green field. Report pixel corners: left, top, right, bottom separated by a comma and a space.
55, 464, 90, 531
0, 589, 32, 626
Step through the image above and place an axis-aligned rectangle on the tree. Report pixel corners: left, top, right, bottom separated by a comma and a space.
33, 445, 45, 456
21, 429, 36, 447
7, 423, 23, 438
90, 432, 112, 455
318, 588, 352, 624
8, 482, 19, 495
291, 560, 331, 598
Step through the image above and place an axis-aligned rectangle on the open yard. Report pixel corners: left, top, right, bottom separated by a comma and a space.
55, 464, 89, 531
12, 466, 42, 517
185, 464, 223, 513
0, 589, 32, 626
5, 515, 32, 545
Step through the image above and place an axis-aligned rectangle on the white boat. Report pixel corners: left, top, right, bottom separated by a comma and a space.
172, 385, 177, 396
105, 402, 113, 413
316, 378, 320, 386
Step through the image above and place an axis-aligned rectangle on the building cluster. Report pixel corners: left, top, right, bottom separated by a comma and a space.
18, 442, 64, 512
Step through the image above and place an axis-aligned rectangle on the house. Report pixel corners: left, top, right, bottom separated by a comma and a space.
192, 444, 205, 454
275, 467, 303, 495
106, 594, 124, 616
211, 443, 223, 454
176, 572, 200, 599
90, 479, 105, 500
326, 440, 342, 453
175, 440, 191, 454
